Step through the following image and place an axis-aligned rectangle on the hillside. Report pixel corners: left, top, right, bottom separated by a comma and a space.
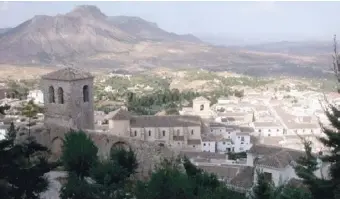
0, 5, 333, 78
108, 16, 201, 43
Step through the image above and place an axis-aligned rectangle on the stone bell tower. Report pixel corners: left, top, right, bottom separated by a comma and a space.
41, 67, 95, 130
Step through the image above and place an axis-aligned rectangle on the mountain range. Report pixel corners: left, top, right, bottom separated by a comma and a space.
0, 5, 334, 78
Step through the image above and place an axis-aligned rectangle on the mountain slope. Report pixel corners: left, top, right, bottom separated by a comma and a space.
0, 5, 333, 78
0, 5, 137, 65
108, 16, 201, 43
0, 28, 10, 34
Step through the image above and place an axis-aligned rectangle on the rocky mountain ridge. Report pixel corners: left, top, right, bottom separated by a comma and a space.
0, 5, 333, 78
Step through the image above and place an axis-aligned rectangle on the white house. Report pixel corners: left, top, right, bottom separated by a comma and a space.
252, 121, 285, 137
0, 124, 9, 140
201, 134, 219, 153
27, 90, 44, 104
208, 122, 253, 153
217, 138, 234, 152
233, 129, 252, 153
247, 145, 326, 187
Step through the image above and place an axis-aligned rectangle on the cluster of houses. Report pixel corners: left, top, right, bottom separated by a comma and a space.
0, 67, 336, 194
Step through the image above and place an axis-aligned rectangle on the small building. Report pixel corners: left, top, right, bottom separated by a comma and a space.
253, 122, 284, 137
247, 144, 325, 187
106, 108, 203, 151
201, 133, 219, 153
27, 90, 44, 104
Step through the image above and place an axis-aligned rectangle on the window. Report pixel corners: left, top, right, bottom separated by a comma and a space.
57, 87, 64, 104
48, 86, 55, 103
177, 129, 180, 136
162, 130, 165, 136
148, 130, 151, 136
241, 136, 245, 142
277, 129, 279, 132
268, 129, 271, 132
268, 133, 271, 136
191, 130, 194, 135
83, 85, 89, 102
203, 143, 206, 146
263, 172, 273, 182
200, 104, 204, 111
134, 131, 137, 137
259, 129, 262, 132
223, 142, 226, 145
239, 147, 244, 151
193, 145, 195, 148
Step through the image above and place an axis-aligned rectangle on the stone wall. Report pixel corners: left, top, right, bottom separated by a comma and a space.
23, 123, 178, 178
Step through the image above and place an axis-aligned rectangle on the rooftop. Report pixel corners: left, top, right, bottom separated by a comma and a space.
130, 115, 202, 128
249, 144, 306, 169
41, 67, 94, 81
253, 121, 282, 128
106, 108, 131, 120
229, 166, 254, 189
193, 96, 210, 102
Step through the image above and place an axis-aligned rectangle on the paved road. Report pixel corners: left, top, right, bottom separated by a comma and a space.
40, 171, 67, 199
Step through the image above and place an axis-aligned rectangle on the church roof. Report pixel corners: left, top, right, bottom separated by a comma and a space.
42, 67, 94, 81
193, 96, 210, 102
107, 108, 131, 120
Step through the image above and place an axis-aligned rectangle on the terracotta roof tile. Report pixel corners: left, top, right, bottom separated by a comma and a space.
42, 67, 93, 81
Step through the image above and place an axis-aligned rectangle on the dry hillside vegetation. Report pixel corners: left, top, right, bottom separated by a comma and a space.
0, 5, 332, 78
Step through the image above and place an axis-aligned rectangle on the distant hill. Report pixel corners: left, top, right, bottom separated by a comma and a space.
0, 5, 334, 78
0, 28, 10, 34
108, 16, 201, 43
231, 41, 333, 55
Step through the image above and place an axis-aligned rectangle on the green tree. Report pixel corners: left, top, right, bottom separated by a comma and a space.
279, 186, 312, 199
90, 147, 138, 199
61, 130, 98, 179
293, 35, 340, 199
0, 126, 56, 199
134, 157, 245, 199
250, 170, 274, 199
5, 122, 17, 141
0, 104, 10, 115
21, 100, 41, 136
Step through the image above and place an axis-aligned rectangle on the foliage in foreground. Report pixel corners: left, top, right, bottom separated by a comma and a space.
0, 123, 56, 199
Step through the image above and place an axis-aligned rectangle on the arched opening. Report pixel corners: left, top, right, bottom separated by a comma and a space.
49, 86, 55, 103
200, 104, 204, 111
57, 87, 64, 104
83, 85, 89, 102
111, 141, 131, 151
51, 137, 63, 156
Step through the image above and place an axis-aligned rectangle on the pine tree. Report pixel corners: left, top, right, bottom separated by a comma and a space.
5, 122, 17, 141
0, 122, 56, 199
293, 35, 340, 199
21, 100, 41, 136
250, 170, 274, 199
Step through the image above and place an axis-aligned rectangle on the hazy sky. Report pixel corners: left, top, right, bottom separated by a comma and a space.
0, 1, 339, 42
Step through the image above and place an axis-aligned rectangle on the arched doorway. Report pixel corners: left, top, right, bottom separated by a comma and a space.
51, 137, 64, 157
111, 141, 131, 151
